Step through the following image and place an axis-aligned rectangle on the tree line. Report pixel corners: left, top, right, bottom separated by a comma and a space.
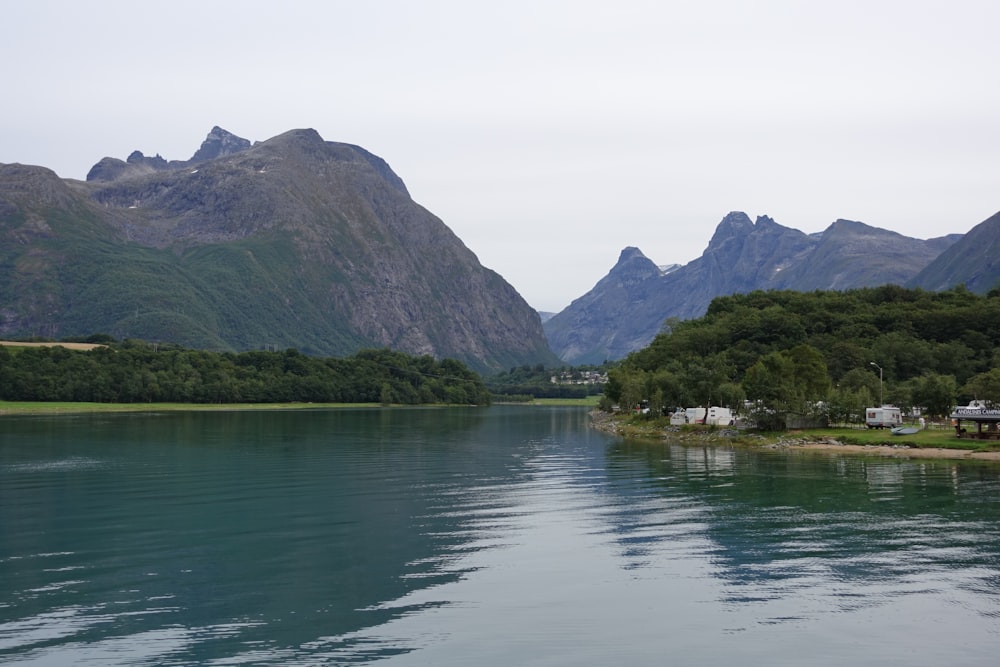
486, 363, 609, 400
0, 341, 492, 405
603, 285, 1000, 428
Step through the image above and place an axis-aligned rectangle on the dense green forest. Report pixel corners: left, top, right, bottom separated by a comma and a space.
0, 341, 491, 405
486, 363, 609, 401
604, 286, 1000, 428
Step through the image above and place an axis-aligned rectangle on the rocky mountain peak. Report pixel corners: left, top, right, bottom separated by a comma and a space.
86, 127, 252, 182
615, 246, 649, 265
706, 211, 754, 250
126, 151, 167, 168
825, 219, 870, 234
607, 247, 662, 283
3, 127, 558, 372
544, 210, 963, 364
190, 126, 252, 162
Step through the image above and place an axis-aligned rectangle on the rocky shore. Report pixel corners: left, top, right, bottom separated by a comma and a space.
589, 410, 1000, 462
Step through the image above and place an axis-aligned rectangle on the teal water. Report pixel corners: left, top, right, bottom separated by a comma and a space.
1, 406, 999, 665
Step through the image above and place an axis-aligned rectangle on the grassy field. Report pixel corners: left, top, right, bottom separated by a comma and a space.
0, 341, 106, 351
0, 398, 597, 415
0, 401, 381, 415
526, 396, 602, 407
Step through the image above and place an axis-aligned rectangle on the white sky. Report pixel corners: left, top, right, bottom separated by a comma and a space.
4, 1, 999, 312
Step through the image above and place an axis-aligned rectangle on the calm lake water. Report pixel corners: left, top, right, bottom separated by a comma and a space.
2, 406, 999, 666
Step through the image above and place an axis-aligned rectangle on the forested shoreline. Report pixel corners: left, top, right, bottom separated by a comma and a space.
0, 342, 491, 405
8, 285, 1000, 421
604, 285, 1000, 428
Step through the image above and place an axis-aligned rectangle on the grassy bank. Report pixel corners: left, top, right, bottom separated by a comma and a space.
0, 398, 598, 415
526, 396, 601, 407
801, 426, 999, 452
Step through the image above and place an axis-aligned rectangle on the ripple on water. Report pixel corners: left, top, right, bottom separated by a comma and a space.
3, 457, 106, 473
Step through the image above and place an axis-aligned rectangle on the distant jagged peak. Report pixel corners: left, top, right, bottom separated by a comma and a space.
750, 215, 801, 238
605, 247, 662, 283
189, 126, 251, 163
616, 246, 649, 264
722, 210, 754, 228
565, 246, 664, 301
126, 150, 167, 168
86, 154, 166, 182
86, 126, 251, 182
707, 211, 754, 247
85, 126, 411, 197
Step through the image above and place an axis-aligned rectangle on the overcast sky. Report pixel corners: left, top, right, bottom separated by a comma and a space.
4, 1, 999, 312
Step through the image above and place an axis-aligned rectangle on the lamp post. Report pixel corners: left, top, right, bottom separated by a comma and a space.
870, 361, 883, 406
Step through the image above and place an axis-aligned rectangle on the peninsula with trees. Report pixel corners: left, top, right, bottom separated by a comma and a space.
601, 285, 1000, 431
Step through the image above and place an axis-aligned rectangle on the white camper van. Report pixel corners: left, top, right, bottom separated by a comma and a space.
866, 406, 902, 429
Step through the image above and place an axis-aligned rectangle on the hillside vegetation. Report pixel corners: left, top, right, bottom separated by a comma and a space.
0, 342, 491, 405
604, 285, 1000, 428
0, 128, 558, 373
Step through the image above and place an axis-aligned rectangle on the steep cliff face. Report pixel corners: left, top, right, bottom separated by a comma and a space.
908, 211, 1000, 294
687, 213, 816, 302
0, 128, 558, 372
544, 212, 959, 364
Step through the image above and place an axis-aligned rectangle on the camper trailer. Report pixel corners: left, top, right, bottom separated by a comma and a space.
866, 406, 902, 429
705, 406, 734, 426
685, 407, 707, 424
669, 406, 732, 426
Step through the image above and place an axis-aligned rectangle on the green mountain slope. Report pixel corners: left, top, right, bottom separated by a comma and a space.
0, 129, 559, 373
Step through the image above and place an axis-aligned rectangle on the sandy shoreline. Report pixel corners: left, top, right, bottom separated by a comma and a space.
771, 441, 1000, 461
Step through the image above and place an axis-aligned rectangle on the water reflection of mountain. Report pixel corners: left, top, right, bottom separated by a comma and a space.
603, 440, 1000, 614
0, 407, 504, 663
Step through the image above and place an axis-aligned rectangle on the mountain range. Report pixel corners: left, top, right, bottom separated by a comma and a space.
3, 127, 997, 372
543, 211, 1000, 364
0, 127, 559, 373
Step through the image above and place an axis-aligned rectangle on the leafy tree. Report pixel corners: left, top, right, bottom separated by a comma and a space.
0, 342, 491, 405
617, 369, 647, 412
826, 385, 870, 426
962, 368, 1000, 407
838, 368, 881, 399
786, 344, 830, 400
825, 340, 870, 381
742, 352, 796, 429
648, 369, 683, 412
910, 373, 957, 418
